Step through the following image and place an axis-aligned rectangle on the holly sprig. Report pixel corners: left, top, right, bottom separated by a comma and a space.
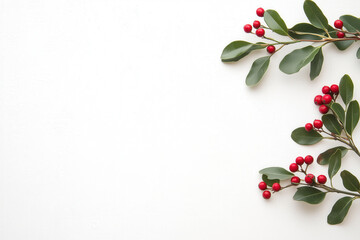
259, 74, 360, 225
221, 0, 360, 86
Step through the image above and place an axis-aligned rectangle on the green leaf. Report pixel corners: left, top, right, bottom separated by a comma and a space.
245, 56, 270, 86
303, 0, 328, 30
322, 114, 342, 135
264, 10, 288, 36
291, 127, 323, 145
328, 149, 342, 181
340, 170, 360, 192
288, 23, 325, 40
310, 48, 323, 80
330, 102, 345, 123
327, 197, 354, 225
279, 46, 320, 74
328, 26, 354, 51
259, 167, 294, 180
221, 41, 265, 62
357, 47, 360, 59
340, 15, 360, 32
317, 146, 348, 165
339, 74, 354, 105
293, 186, 326, 204
345, 100, 360, 135
262, 174, 280, 186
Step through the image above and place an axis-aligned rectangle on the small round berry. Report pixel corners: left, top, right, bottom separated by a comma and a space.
291, 176, 301, 184
255, 28, 265, 37
322, 94, 333, 104
305, 174, 315, 184
296, 156, 304, 165
337, 31, 345, 38
289, 163, 299, 172
304, 155, 314, 165
258, 181, 267, 190
256, 7, 265, 17
272, 183, 281, 192
314, 95, 323, 105
262, 190, 271, 199
244, 24, 252, 33
322, 86, 331, 94
313, 119, 323, 129
330, 84, 339, 94
253, 20, 261, 29
267, 45, 275, 53
319, 105, 329, 114
317, 175, 327, 184
334, 20, 343, 29
305, 123, 313, 132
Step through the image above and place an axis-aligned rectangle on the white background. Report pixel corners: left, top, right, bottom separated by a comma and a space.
1, 0, 360, 239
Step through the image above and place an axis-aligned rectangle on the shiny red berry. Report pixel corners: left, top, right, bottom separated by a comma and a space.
337, 31, 345, 38
255, 28, 265, 37
296, 156, 304, 165
305, 174, 315, 184
289, 163, 299, 172
263, 190, 271, 199
244, 24, 252, 33
256, 8, 265, 17
330, 84, 339, 94
253, 20, 261, 29
317, 175, 327, 184
267, 45, 275, 53
258, 181, 267, 190
305, 123, 313, 132
291, 176, 301, 184
313, 119, 323, 129
272, 183, 281, 191
304, 155, 314, 165
314, 95, 323, 105
319, 105, 329, 114
322, 86, 331, 94
322, 94, 333, 104
334, 20, 343, 29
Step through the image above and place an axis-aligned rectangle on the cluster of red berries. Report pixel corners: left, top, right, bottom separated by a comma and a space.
258, 181, 281, 199
334, 19, 345, 38
309, 84, 339, 117
243, 7, 276, 54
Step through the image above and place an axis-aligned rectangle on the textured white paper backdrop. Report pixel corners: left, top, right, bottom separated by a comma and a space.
0, 0, 360, 239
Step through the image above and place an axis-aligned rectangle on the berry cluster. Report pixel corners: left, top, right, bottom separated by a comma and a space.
334, 19, 345, 38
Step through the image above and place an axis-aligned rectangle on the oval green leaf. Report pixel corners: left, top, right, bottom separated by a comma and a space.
264, 10, 288, 36
357, 47, 360, 59
303, 0, 328, 30
259, 167, 294, 180
317, 146, 348, 165
327, 197, 354, 225
293, 186, 326, 204
288, 23, 325, 40
327, 26, 354, 50
330, 102, 345, 123
340, 170, 360, 192
279, 46, 320, 74
310, 48, 323, 80
262, 174, 280, 186
345, 100, 360, 136
339, 74, 354, 105
221, 41, 265, 62
246, 56, 270, 86
328, 149, 342, 181
340, 15, 360, 32
322, 114, 342, 135
291, 127, 323, 145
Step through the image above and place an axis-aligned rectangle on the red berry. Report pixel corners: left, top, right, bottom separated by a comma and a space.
244, 24, 252, 33
305, 174, 315, 184
263, 190, 271, 199
317, 175, 327, 184
253, 20, 261, 29
289, 163, 299, 172
304, 155, 314, 165
337, 31, 345, 38
322, 86, 331, 94
334, 20, 343, 29
305, 123, 313, 132
296, 156, 304, 165
291, 176, 301, 184
330, 84, 339, 94
322, 94, 333, 104
319, 105, 329, 114
255, 28, 265, 37
256, 7, 265, 17
267, 45, 275, 53
258, 181, 267, 190
272, 183, 281, 192
314, 95, 323, 105
313, 119, 323, 129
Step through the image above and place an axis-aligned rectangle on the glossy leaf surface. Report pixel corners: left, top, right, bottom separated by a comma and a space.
293, 186, 326, 204
291, 127, 323, 145
259, 167, 294, 180
328, 149, 342, 181
310, 48, 323, 80
317, 146, 348, 165
279, 46, 320, 74
264, 10, 288, 36
322, 114, 342, 135
303, 0, 328, 30
246, 56, 270, 86
327, 197, 354, 225
340, 170, 360, 192
339, 74, 354, 105
345, 100, 360, 135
